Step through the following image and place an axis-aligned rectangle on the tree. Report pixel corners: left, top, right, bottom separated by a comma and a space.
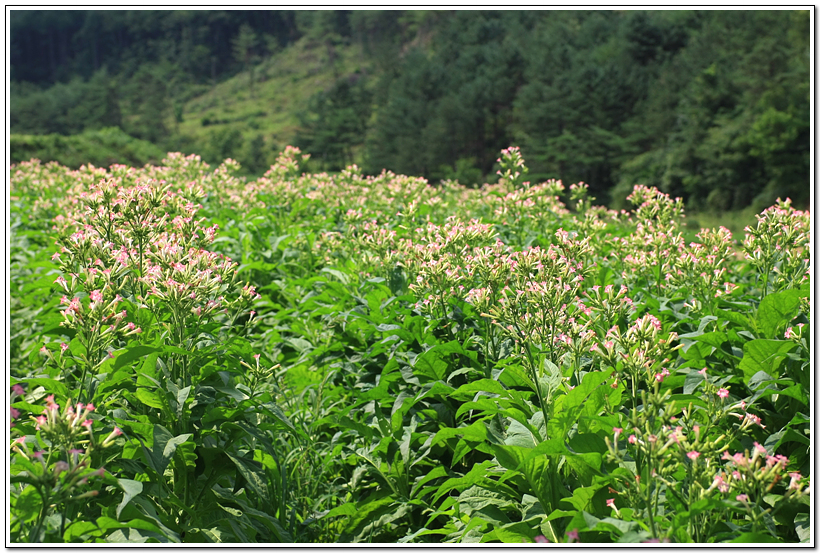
296, 76, 372, 171
232, 23, 259, 98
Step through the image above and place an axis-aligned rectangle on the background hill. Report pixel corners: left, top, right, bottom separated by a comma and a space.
9, 9, 810, 210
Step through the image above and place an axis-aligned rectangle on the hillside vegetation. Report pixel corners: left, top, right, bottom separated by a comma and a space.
10, 127, 166, 169
10, 10, 810, 210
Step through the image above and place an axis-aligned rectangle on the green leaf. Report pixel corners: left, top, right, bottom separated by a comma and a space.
738, 339, 796, 383
258, 402, 296, 432
729, 532, 782, 543
135, 388, 164, 409
175, 386, 191, 419
450, 379, 509, 401
433, 460, 496, 503
18, 377, 68, 398
106, 529, 153, 543
342, 495, 396, 535
151, 425, 191, 476
795, 513, 810, 543
320, 267, 350, 285
116, 479, 143, 519
561, 485, 600, 512
63, 521, 99, 541
715, 308, 753, 331
227, 453, 271, 505
549, 370, 610, 439
757, 289, 802, 339
113, 345, 160, 371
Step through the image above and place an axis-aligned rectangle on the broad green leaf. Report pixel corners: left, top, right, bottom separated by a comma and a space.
258, 402, 296, 432
320, 267, 350, 285
175, 386, 191, 418
342, 495, 396, 534
135, 388, 164, 409
411, 465, 449, 499
561, 485, 600, 512
757, 289, 802, 339
795, 513, 810, 543
715, 308, 753, 331
739, 339, 796, 382
63, 521, 99, 541
18, 377, 68, 398
729, 532, 782, 543
549, 370, 610, 439
116, 479, 143, 519
151, 425, 191, 476
433, 460, 496, 503
450, 379, 509, 401
113, 345, 160, 371
227, 453, 271, 505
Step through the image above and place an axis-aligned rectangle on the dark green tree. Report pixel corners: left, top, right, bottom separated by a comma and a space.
123, 64, 170, 144
296, 76, 372, 171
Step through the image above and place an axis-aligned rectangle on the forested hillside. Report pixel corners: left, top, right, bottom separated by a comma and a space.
10, 9, 810, 210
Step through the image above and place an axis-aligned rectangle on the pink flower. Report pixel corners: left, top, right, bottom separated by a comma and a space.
10, 407, 20, 419
736, 494, 748, 504
613, 427, 623, 439
81, 419, 93, 428
687, 451, 700, 461
565, 529, 579, 543
12, 384, 24, 396
534, 536, 550, 543
628, 435, 637, 445
89, 290, 103, 303
606, 498, 616, 508
60, 343, 69, 353
745, 413, 765, 428
713, 474, 729, 493
717, 388, 729, 399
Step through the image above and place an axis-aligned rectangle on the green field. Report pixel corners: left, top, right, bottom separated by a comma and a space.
8, 146, 811, 544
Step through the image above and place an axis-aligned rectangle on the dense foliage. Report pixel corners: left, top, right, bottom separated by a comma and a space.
9, 128, 165, 169
9, 147, 811, 543
10, 10, 810, 210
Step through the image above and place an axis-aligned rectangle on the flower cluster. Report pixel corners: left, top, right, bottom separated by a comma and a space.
742, 197, 811, 295
10, 393, 119, 540
495, 146, 528, 190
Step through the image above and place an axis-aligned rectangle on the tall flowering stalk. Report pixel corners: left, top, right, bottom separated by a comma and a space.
482, 230, 593, 428
742, 198, 810, 298
612, 185, 686, 297
50, 168, 259, 401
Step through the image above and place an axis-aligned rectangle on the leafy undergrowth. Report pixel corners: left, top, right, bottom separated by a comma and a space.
9, 147, 811, 544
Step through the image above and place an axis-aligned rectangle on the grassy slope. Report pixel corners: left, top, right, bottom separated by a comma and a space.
172, 37, 372, 154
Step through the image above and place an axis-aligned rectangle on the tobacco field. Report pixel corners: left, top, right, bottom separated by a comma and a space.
8, 147, 811, 543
